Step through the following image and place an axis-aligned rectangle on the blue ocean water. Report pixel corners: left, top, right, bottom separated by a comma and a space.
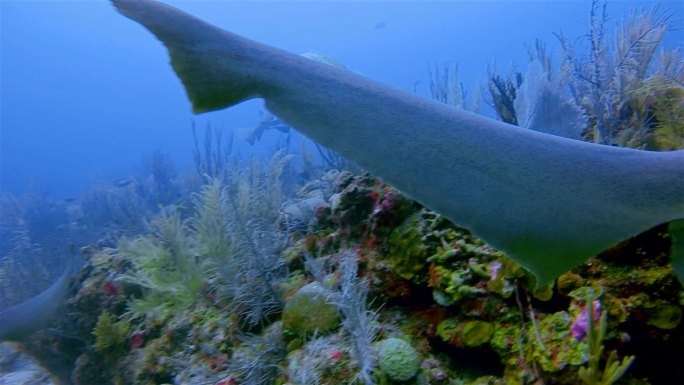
2, 0, 680, 198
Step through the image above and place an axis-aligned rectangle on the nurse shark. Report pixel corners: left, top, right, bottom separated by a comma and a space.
0, 267, 73, 341
112, 0, 684, 286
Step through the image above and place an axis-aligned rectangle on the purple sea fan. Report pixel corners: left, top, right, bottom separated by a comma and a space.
571, 299, 601, 341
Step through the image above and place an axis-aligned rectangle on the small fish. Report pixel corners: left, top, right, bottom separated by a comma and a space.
112, 0, 684, 286
241, 112, 291, 145
112, 177, 136, 187
374, 22, 387, 30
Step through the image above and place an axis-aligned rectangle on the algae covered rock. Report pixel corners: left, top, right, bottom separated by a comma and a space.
648, 300, 682, 330
387, 211, 431, 281
282, 282, 339, 337
436, 318, 494, 348
378, 337, 420, 381
462, 320, 495, 347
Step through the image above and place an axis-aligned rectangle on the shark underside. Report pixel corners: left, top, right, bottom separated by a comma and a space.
112, 0, 684, 285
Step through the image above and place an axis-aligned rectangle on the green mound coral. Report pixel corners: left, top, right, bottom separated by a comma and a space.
462, 321, 495, 347
282, 282, 340, 338
377, 337, 420, 382
436, 319, 494, 348
647, 300, 682, 330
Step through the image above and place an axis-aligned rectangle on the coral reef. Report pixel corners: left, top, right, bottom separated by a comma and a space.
377, 338, 420, 382
6, 151, 683, 385
282, 282, 340, 338
2, 2, 683, 385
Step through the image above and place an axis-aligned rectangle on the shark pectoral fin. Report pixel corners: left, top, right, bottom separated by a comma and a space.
169, 51, 257, 114
113, 0, 262, 113
669, 219, 684, 286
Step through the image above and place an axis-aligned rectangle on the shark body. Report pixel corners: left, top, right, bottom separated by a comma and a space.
0, 268, 72, 341
112, 0, 684, 285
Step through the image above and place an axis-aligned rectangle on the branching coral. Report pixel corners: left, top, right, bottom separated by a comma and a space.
556, 0, 676, 147
629, 73, 684, 150
229, 327, 286, 385
306, 252, 379, 385
212, 151, 292, 328
577, 289, 634, 385
191, 122, 235, 180
93, 311, 131, 356
189, 177, 232, 263
487, 70, 523, 125
119, 207, 205, 321
429, 63, 480, 112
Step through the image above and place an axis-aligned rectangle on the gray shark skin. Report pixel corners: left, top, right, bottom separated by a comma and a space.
112, 0, 684, 285
0, 268, 72, 341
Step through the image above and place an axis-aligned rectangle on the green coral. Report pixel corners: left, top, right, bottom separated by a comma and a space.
387, 211, 431, 281
528, 311, 587, 373
557, 272, 586, 296
486, 257, 545, 299
462, 321, 495, 347
490, 306, 595, 381
93, 311, 131, 355
120, 207, 206, 321
377, 337, 420, 382
188, 178, 232, 262
282, 282, 340, 338
436, 318, 494, 348
436, 318, 460, 345
670, 219, 684, 286
647, 300, 682, 330
630, 75, 684, 150
577, 289, 635, 385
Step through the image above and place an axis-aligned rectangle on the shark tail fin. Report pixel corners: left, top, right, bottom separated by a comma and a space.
112, 0, 263, 113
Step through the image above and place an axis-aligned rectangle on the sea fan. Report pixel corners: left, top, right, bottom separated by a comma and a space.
514, 48, 587, 140
429, 63, 480, 112
306, 252, 380, 385
211, 151, 292, 328
229, 330, 286, 385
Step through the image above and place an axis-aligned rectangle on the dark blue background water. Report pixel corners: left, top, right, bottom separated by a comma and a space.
2, 0, 682, 198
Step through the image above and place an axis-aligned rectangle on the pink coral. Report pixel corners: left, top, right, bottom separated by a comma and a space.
571, 299, 601, 341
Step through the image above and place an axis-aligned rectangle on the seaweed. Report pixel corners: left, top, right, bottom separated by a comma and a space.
555, 0, 676, 147
486, 69, 523, 125
119, 207, 205, 321
188, 178, 232, 263
191, 121, 234, 180
93, 311, 131, 357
